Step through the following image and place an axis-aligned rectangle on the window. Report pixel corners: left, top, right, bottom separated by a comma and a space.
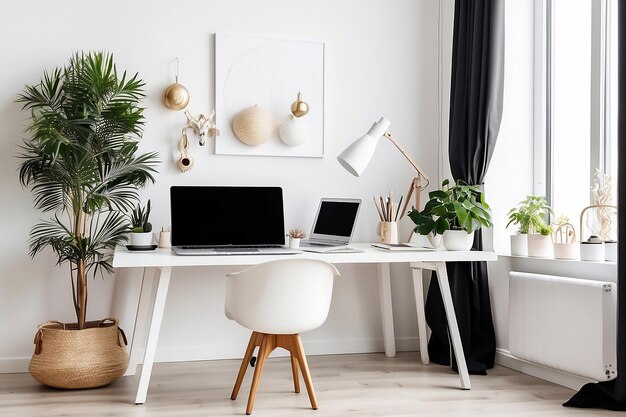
537, 0, 618, 237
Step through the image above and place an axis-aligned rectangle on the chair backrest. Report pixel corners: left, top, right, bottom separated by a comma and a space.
225, 259, 340, 334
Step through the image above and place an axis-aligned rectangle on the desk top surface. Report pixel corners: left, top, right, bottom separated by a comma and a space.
112, 243, 497, 268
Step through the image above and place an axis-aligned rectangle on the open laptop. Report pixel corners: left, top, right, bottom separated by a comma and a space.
170, 186, 300, 255
299, 198, 362, 252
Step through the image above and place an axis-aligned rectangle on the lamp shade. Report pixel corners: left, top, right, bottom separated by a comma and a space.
337, 117, 391, 177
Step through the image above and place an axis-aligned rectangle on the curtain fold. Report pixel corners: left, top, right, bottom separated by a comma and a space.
564, 1, 626, 410
425, 0, 504, 375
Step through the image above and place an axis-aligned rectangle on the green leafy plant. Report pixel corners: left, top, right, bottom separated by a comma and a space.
506, 196, 553, 234
17, 51, 159, 330
408, 179, 492, 235
131, 200, 152, 233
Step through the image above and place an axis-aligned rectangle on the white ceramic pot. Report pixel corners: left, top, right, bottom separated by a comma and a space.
427, 233, 443, 250
527, 234, 553, 258
580, 242, 605, 261
510, 234, 528, 256
552, 242, 579, 260
130, 232, 153, 246
605, 241, 617, 262
288, 237, 301, 249
442, 230, 475, 251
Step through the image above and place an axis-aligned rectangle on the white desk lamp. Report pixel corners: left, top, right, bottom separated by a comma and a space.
337, 117, 429, 217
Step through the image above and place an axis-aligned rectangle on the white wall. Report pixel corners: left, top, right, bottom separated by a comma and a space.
0, 0, 440, 371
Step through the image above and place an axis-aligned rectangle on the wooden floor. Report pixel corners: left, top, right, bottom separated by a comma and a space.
0, 352, 615, 416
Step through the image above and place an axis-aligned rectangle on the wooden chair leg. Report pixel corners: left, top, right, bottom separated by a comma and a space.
293, 334, 318, 410
231, 332, 260, 401
290, 353, 300, 393
246, 334, 273, 415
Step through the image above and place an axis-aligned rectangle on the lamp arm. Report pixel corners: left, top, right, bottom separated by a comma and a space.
383, 132, 429, 181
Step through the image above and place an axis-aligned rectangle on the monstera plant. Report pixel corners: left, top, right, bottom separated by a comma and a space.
18, 51, 159, 388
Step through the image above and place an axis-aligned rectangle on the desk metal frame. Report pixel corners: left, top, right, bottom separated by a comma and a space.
112, 244, 496, 404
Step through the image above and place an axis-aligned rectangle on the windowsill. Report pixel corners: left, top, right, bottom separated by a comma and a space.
492, 252, 617, 283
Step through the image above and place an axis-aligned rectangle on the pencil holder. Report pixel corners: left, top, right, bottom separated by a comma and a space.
377, 221, 399, 244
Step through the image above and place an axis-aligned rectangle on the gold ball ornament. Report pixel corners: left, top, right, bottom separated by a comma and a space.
290, 91, 309, 118
163, 77, 190, 110
232, 105, 274, 146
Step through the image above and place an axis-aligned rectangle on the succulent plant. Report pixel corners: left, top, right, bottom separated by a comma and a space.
131, 200, 152, 233
289, 228, 306, 239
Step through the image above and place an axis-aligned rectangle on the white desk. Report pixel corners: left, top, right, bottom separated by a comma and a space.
112, 243, 496, 404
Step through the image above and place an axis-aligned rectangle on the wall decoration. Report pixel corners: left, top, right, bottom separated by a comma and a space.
177, 130, 194, 172
232, 105, 274, 146
184, 109, 220, 146
215, 33, 325, 157
163, 58, 190, 111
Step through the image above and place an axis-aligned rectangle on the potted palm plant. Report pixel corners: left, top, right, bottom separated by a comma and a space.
408, 179, 492, 251
18, 51, 159, 388
506, 196, 553, 257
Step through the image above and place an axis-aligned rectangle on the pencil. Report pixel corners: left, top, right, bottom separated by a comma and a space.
373, 196, 384, 221
395, 196, 404, 221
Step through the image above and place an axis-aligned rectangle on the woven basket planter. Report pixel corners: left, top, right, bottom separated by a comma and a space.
29, 318, 129, 389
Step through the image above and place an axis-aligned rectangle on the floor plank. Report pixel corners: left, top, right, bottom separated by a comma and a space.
0, 352, 614, 416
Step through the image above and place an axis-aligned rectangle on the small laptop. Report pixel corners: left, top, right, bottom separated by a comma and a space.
170, 186, 300, 255
299, 198, 362, 252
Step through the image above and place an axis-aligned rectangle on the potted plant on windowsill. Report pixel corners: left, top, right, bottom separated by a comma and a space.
507, 195, 553, 257
18, 52, 159, 388
408, 179, 492, 251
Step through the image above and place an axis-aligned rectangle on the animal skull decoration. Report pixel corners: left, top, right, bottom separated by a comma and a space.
184, 109, 220, 146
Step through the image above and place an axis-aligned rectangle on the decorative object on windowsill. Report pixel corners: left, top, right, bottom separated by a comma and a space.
17, 51, 158, 388
288, 228, 306, 248
580, 235, 605, 262
374, 192, 402, 244
590, 169, 614, 240
507, 195, 553, 257
163, 57, 190, 110
408, 179, 492, 251
338, 117, 429, 244
552, 215, 578, 260
232, 105, 274, 146
184, 109, 220, 146
605, 240, 617, 262
527, 224, 553, 258
129, 200, 154, 247
177, 130, 194, 172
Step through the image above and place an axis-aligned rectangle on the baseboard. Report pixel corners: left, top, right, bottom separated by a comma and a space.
495, 348, 596, 391
1, 337, 420, 375
0, 357, 31, 374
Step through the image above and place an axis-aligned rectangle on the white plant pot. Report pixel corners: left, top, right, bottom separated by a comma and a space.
552, 242, 579, 260
442, 230, 475, 251
510, 234, 528, 256
130, 232, 153, 246
527, 234, 553, 258
580, 242, 605, 262
605, 241, 618, 262
427, 233, 443, 250
288, 237, 301, 249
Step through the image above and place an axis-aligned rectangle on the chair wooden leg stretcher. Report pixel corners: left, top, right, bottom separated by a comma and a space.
231, 331, 318, 415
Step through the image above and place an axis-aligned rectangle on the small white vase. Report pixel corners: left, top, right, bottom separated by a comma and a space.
130, 232, 153, 246
580, 241, 605, 261
527, 234, 552, 258
289, 237, 301, 249
427, 233, 443, 250
510, 234, 528, 256
605, 241, 618, 262
442, 230, 475, 251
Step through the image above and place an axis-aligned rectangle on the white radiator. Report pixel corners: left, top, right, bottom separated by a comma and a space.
509, 272, 617, 381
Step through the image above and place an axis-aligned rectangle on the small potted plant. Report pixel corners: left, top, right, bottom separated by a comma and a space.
552, 215, 578, 260
507, 196, 553, 257
288, 228, 306, 248
130, 200, 154, 246
408, 179, 492, 251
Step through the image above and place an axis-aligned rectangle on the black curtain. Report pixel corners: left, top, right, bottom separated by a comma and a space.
425, 0, 504, 375
564, 2, 626, 410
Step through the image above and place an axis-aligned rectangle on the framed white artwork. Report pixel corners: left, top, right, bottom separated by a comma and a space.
215, 33, 325, 157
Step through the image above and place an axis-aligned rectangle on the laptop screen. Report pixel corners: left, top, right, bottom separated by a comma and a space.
170, 186, 285, 247
310, 199, 361, 243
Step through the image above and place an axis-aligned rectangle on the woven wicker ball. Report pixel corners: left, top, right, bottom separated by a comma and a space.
232, 105, 274, 146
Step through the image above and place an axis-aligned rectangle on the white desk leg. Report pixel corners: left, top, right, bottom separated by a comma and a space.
135, 266, 172, 404
411, 268, 429, 365
435, 262, 471, 390
378, 263, 396, 358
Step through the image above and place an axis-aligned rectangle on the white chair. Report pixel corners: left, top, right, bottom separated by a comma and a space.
225, 259, 340, 415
